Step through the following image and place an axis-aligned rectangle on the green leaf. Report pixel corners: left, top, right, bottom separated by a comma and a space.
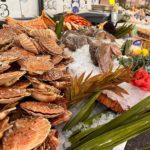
63, 92, 101, 131
115, 24, 134, 38
121, 39, 133, 55
74, 114, 150, 150
55, 16, 64, 39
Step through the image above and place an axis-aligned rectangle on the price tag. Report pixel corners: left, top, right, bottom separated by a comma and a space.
109, 0, 115, 5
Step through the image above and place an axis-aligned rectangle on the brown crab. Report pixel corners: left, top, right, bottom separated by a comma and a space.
31, 88, 63, 102
38, 68, 64, 81
0, 71, 26, 86
0, 117, 12, 139
0, 87, 30, 104
18, 55, 54, 75
20, 101, 65, 118
3, 117, 51, 150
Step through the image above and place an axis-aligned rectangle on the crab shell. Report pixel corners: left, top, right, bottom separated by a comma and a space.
3, 117, 51, 150
39, 37, 63, 55
20, 101, 65, 118
31, 89, 63, 102
51, 110, 72, 126
38, 68, 64, 81
18, 55, 54, 75
0, 88, 30, 104
0, 71, 26, 87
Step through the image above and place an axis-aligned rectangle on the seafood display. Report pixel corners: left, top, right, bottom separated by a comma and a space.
62, 29, 121, 72
0, 4, 149, 149
64, 14, 91, 30
0, 15, 72, 150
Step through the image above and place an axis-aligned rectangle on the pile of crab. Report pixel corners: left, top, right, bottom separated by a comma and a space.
0, 17, 73, 150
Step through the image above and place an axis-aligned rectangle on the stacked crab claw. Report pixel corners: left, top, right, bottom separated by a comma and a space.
0, 22, 72, 150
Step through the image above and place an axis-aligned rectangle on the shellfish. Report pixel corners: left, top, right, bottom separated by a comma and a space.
18, 56, 54, 75
20, 101, 65, 118
3, 117, 51, 150
38, 68, 64, 81
0, 71, 26, 87
0, 87, 30, 104
31, 89, 63, 102
17, 33, 39, 54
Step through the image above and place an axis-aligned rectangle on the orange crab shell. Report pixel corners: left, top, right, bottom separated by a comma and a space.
20, 101, 65, 118
3, 117, 51, 150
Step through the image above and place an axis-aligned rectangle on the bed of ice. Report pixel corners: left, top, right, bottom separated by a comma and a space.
58, 45, 150, 150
